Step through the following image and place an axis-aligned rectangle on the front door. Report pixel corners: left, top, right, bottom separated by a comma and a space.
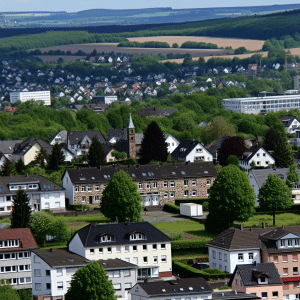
89, 196, 93, 204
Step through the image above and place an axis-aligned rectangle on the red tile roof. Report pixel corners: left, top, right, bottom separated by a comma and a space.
0, 228, 38, 252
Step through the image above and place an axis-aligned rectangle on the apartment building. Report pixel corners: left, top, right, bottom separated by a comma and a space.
10, 91, 51, 105
0, 228, 38, 289
0, 174, 65, 214
68, 221, 172, 279
62, 162, 217, 207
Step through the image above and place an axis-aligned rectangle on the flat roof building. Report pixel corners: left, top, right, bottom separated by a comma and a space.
223, 94, 300, 114
10, 91, 51, 106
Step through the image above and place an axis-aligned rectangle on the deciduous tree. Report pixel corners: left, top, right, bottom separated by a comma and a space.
259, 173, 292, 226
87, 137, 106, 167
205, 165, 256, 233
65, 261, 116, 300
100, 170, 142, 223
11, 190, 31, 229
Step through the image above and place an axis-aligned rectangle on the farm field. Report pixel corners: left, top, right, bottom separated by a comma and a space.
128, 36, 265, 51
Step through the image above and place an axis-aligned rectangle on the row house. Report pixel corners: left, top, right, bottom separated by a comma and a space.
68, 221, 172, 279
62, 161, 217, 207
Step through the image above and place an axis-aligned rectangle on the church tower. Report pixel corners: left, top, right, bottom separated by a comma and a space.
128, 113, 136, 158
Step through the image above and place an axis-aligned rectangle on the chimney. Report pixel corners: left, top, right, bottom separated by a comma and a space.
253, 261, 257, 267
249, 227, 252, 231
126, 219, 130, 226
26, 173, 29, 177
240, 224, 243, 231
262, 223, 265, 229
235, 290, 237, 295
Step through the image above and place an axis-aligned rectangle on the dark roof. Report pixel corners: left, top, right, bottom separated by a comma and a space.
138, 107, 178, 118
98, 258, 138, 270
0, 228, 38, 252
0, 140, 23, 154
171, 140, 212, 159
206, 135, 227, 156
72, 221, 172, 248
280, 115, 300, 128
260, 227, 297, 240
68, 131, 105, 145
131, 278, 212, 297
240, 146, 271, 162
230, 263, 282, 287
13, 137, 53, 156
207, 228, 260, 250
33, 249, 89, 268
65, 162, 217, 185
49, 130, 68, 144
0, 174, 65, 194
107, 128, 127, 142
212, 291, 261, 300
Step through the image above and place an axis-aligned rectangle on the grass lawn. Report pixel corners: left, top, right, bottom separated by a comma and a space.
54, 213, 110, 224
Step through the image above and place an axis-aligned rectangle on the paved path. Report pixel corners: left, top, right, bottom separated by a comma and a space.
142, 211, 190, 223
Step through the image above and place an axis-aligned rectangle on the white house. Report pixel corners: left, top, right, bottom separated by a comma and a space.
164, 134, 180, 154
239, 146, 275, 170
68, 221, 173, 279
207, 227, 261, 273
49, 130, 68, 145
280, 115, 300, 134
31, 249, 137, 300
0, 174, 65, 214
171, 140, 213, 162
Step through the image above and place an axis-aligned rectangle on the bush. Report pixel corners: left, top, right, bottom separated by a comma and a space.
175, 199, 207, 206
164, 203, 180, 214
70, 204, 91, 211
202, 201, 209, 212
218, 285, 231, 290
172, 240, 207, 250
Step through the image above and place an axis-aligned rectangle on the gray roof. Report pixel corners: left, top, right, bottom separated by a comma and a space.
138, 107, 178, 118
0, 140, 23, 154
130, 278, 212, 297
280, 115, 300, 128
230, 263, 282, 287
70, 221, 172, 248
98, 258, 138, 270
128, 113, 135, 129
13, 137, 53, 156
68, 131, 105, 146
49, 130, 68, 144
64, 161, 217, 185
212, 291, 261, 300
171, 140, 212, 159
107, 129, 127, 142
249, 168, 289, 189
206, 135, 227, 156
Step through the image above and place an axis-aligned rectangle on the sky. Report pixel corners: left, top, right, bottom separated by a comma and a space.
0, 0, 298, 12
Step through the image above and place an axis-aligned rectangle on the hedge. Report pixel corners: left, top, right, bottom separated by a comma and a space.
254, 204, 300, 215
70, 204, 91, 211
172, 240, 207, 250
175, 198, 208, 206
164, 203, 180, 214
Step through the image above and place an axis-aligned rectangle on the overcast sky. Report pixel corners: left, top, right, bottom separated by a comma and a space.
0, 0, 297, 13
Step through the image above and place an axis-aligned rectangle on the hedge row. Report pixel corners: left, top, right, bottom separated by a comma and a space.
175, 198, 208, 206
254, 204, 300, 215
70, 204, 91, 211
172, 261, 231, 280
172, 240, 207, 250
164, 203, 180, 214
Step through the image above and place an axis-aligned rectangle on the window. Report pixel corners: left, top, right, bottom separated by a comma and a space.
34, 255, 40, 263
281, 240, 285, 247
99, 248, 103, 254
143, 257, 148, 263
184, 190, 189, 197
154, 256, 158, 264
125, 283, 132, 290
133, 257, 138, 264
95, 185, 100, 191
213, 263, 216, 268
46, 283, 51, 290
192, 179, 196, 186
143, 245, 147, 251
288, 239, 292, 247
81, 186, 86, 192
82, 196, 86, 203
296, 239, 300, 246
236, 279, 239, 285
75, 186, 79, 192
219, 264, 222, 270
95, 196, 100, 202
238, 253, 243, 261
153, 182, 158, 188
294, 254, 298, 261
87, 185, 92, 192
257, 153, 260, 157
125, 246, 129, 253
161, 244, 166, 250
164, 181, 168, 188
113, 283, 121, 290
219, 252, 222, 260
57, 269, 63, 276
207, 179, 211, 185
262, 292, 267, 299
170, 181, 175, 187
116, 247, 120, 253
113, 270, 120, 278
34, 269, 41, 277
212, 250, 216, 259
57, 282, 63, 290
283, 255, 288, 262
161, 255, 167, 263
249, 253, 254, 260
295, 282, 300, 288
170, 192, 175, 198
184, 180, 189, 186
124, 269, 130, 277
283, 268, 288, 275
153, 244, 157, 250
35, 283, 41, 291
294, 267, 299, 275
133, 245, 137, 252
46, 270, 50, 276
274, 256, 278, 263
108, 247, 112, 253
273, 292, 278, 298
90, 249, 95, 255
224, 254, 227, 261
192, 190, 197, 197
146, 182, 151, 189
164, 192, 168, 198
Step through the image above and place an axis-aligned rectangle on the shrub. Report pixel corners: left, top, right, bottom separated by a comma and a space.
172, 240, 207, 250
164, 203, 180, 214
70, 204, 91, 211
202, 201, 209, 212
175, 199, 207, 206
218, 285, 231, 290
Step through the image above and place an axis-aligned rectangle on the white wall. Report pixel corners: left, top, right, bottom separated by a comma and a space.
165, 136, 179, 154
68, 233, 86, 258
40, 191, 65, 210
186, 144, 213, 163
240, 148, 274, 170
62, 171, 74, 204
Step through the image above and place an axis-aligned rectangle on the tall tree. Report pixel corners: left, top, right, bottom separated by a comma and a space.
286, 163, 300, 188
2, 159, 15, 176
15, 158, 26, 175
65, 261, 116, 300
264, 127, 287, 151
48, 143, 65, 170
205, 165, 256, 233
87, 137, 106, 167
140, 121, 168, 165
273, 141, 294, 168
100, 170, 142, 223
34, 148, 48, 169
259, 173, 292, 226
11, 189, 31, 229
217, 136, 247, 166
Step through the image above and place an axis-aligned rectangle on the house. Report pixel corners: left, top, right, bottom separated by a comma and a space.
212, 291, 261, 300
138, 107, 178, 118
0, 174, 65, 213
49, 130, 68, 145
164, 134, 180, 154
62, 162, 217, 207
248, 168, 289, 205
0, 228, 38, 289
171, 140, 213, 163
129, 278, 213, 300
0, 139, 23, 168
206, 135, 228, 159
31, 249, 137, 300
11, 137, 53, 165
280, 115, 300, 134
230, 263, 283, 300
68, 221, 172, 279
239, 146, 275, 170
67, 130, 105, 158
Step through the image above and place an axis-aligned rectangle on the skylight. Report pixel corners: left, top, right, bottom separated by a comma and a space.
142, 173, 147, 176
162, 289, 166, 292
0, 187, 3, 192
91, 177, 95, 179
104, 175, 107, 179
43, 184, 47, 189
180, 288, 184, 291
47, 185, 51, 189
79, 177, 86, 180
132, 174, 136, 177
181, 171, 186, 175
204, 171, 208, 174
201, 287, 205, 290
173, 289, 177, 292
189, 287, 193, 291
172, 172, 176, 175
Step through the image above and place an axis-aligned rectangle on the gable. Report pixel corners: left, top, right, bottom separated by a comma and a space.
279, 233, 300, 240
81, 135, 92, 145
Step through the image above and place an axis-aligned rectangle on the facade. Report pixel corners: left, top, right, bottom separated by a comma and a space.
129, 278, 213, 300
171, 140, 213, 163
62, 162, 217, 207
49, 130, 68, 145
32, 249, 137, 300
230, 263, 283, 300
68, 221, 172, 279
93, 95, 118, 104
0, 174, 65, 214
223, 95, 300, 115
10, 91, 51, 106
239, 146, 275, 170
280, 115, 300, 134
164, 134, 180, 154
0, 228, 38, 290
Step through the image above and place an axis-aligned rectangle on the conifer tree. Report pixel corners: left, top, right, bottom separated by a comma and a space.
87, 137, 106, 167
140, 121, 168, 165
2, 159, 15, 176
11, 189, 31, 229
15, 158, 26, 175
48, 143, 65, 170
34, 148, 48, 169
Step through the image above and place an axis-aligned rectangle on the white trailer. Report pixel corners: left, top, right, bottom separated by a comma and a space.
180, 203, 203, 217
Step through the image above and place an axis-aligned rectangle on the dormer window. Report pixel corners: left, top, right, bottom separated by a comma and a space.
288, 239, 292, 247
0, 239, 19, 248
258, 277, 268, 284
296, 239, 300, 246
130, 233, 145, 241
280, 240, 285, 247
96, 234, 114, 243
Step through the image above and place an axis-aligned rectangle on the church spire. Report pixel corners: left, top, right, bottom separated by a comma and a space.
128, 113, 135, 129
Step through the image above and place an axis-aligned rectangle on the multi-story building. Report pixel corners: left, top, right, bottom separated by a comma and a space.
223, 94, 300, 115
0, 228, 38, 289
280, 115, 300, 134
68, 221, 172, 279
0, 174, 65, 214
62, 162, 217, 207
10, 91, 51, 106
32, 249, 137, 300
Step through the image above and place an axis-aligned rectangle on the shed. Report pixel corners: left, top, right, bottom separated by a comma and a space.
180, 203, 203, 217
